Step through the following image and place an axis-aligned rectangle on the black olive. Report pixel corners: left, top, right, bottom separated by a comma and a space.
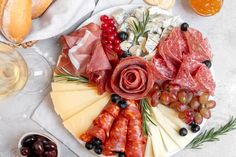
21, 135, 37, 147
111, 94, 121, 103
202, 60, 212, 68
94, 146, 103, 155
118, 100, 128, 109
43, 150, 57, 157
118, 32, 129, 41
33, 141, 44, 155
181, 23, 189, 31
85, 142, 94, 150
179, 128, 188, 136
44, 141, 57, 151
121, 51, 132, 58
118, 152, 126, 157
191, 124, 201, 133
91, 138, 102, 147
20, 147, 31, 156
36, 135, 50, 145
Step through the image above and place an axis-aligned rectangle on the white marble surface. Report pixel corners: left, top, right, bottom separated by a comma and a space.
1, 0, 236, 157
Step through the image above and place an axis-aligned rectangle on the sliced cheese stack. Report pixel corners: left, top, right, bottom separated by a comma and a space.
50, 81, 110, 140
149, 104, 196, 157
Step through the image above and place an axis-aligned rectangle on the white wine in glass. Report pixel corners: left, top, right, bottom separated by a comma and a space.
0, 42, 52, 100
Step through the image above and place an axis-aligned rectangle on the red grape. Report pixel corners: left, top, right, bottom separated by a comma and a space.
100, 15, 109, 22
169, 92, 177, 102
170, 101, 181, 109
183, 109, 193, 117
199, 92, 209, 104
176, 103, 188, 112
206, 100, 216, 109
177, 90, 188, 104
186, 91, 194, 104
194, 112, 203, 124
189, 96, 200, 110
161, 81, 170, 91
160, 91, 171, 105
200, 108, 211, 119
169, 84, 181, 93
184, 116, 194, 124
178, 112, 186, 120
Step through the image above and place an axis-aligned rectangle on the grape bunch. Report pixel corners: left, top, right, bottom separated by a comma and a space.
157, 81, 216, 125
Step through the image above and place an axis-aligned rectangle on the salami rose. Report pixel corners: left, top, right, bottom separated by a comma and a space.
111, 56, 154, 100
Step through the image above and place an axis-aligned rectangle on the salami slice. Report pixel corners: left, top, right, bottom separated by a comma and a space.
103, 102, 120, 118
93, 112, 115, 137
81, 125, 106, 143
122, 101, 142, 120
103, 116, 128, 154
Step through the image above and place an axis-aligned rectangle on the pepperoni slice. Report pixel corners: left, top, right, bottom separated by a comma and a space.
86, 125, 106, 143
122, 101, 141, 120
103, 102, 120, 118
103, 116, 128, 153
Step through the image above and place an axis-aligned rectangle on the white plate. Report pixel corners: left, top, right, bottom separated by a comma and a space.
72, 4, 210, 157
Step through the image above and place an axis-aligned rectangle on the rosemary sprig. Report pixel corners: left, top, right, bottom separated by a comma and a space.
130, 11, 150, 44
54, 74, 89, 83
140, 98, 157, 136
187, 116, 236, 149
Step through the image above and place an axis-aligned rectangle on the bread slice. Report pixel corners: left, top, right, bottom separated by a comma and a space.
32, 0, 53, 19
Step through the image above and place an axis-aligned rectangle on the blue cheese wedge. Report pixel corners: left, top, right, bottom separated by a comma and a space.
118, 22, 129, 32
112, 9, 129, 25
145, 33, 160, 54
120, 41, 132, 52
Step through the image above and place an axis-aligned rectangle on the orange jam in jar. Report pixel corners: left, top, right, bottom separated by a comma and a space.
189, 0, 223, 16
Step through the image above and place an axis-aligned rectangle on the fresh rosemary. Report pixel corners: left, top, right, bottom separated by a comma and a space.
54, 74, 89, 83
130, 11, 150, 44
188, 116, 236, 149
140, 98, 157, 136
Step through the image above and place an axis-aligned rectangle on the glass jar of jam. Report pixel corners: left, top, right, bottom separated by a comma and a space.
189, 0, 224, 16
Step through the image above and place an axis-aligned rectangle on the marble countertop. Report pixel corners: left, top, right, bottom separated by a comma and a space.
1, 0, 236, 157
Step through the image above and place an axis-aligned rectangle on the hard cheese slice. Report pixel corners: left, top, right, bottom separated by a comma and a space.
63, 96, 109, 139
158, 124, 179, 153
149, 124, 167, 157
51, 82, 96, 92
145, 136, 155, 157
158, 104, 196, 142
152, 107, 189, 148
50, 90, 108, 120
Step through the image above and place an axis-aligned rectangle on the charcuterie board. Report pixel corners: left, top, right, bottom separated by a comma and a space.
50, 5, 216, 157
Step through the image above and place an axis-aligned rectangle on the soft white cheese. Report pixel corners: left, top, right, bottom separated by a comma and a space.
129, 45, 142, 56
112, 9, 129, 25
120, 41, 132, 52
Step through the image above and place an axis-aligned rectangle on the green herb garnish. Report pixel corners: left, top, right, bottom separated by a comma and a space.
188, 116, 236, 149
130, 11, 150, 44
140, 98, 157, 136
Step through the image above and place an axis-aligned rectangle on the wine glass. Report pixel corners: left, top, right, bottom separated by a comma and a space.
0, 42, 52, 100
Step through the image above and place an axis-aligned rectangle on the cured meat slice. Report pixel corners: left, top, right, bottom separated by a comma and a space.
183, 28, 213, 62
194, 65, 216, 95
80, 125, 106, 143
125, 119, 146, 157
122, 101, 142, 120
93, 112, 115, 137
103, 102, 120, 118
103, 116, 128, 154
111, 56, 154, 100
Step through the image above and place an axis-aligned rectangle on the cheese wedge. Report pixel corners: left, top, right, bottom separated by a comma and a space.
149, 125, 167, 157
158, 105, 196, 142
63, 96, 109, 139
50, 90, 108, 120
51, 82, 95, 92
145, 136, 155, 157
152, 107, 190, 148
158, 124, 179, 153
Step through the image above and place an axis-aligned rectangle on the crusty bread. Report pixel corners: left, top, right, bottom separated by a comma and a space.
144, 0, 175, 10
1, 0, 32, 43
32, 0, 53, 19
0, 0, 7, 30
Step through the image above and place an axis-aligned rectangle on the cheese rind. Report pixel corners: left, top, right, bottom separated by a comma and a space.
63, 96, 109, 139
51, 82, 95, 92
50, 90, 108, 120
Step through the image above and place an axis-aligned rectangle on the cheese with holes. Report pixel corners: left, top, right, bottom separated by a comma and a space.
51, 82, 95, 92
63, 96, 109, 139
150, 125, 167, 157
152, 107, 190, 148
50, 90, 108, 120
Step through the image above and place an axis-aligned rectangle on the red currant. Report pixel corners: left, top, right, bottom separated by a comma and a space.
106, 44, 113, 50
108, 35, 116, 41
113, 45, 121, 52
108, 19, 115, 26
114, 38, 121, 45
100, 15, 109, 22
106, 27, 114, 34
102, 40, 109, 45
101, 23, 109, 30
110, 26, 117, 31
102, 33, 108, 39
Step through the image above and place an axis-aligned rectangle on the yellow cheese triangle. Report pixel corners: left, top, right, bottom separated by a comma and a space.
63, 96, 109, 139
51, 82, 96, 92
50, 90, 108, 121
145, 136, 155, 157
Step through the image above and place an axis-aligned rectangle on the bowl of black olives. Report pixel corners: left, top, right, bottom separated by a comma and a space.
18, 132, 60, 157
